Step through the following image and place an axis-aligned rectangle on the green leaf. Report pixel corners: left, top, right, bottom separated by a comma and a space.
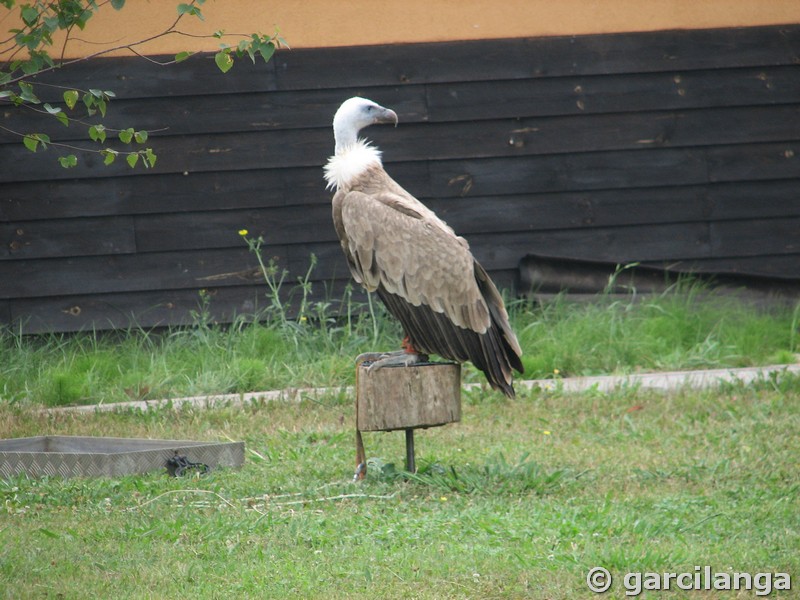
174, 51, 193, 63
110, 0, 126, 9
144, 148, 157, 168
43, 15, 60, 33
177, 3, 203, 19
118, 128, 134, 144
55, 111, 69, 127
58, 154, 78, 168
134, 130, 148, 144
23, 135, 39, 152
102, 150, 117, 165
96, 98, 107, 117
43, 103, 61, 115
21, 6, 39, 26
36, 528, 60, 539
215, 51, 234, 73
63, 90, 79, 110
18, 81, 39, 103
258, 41, 275, 63
101, 149, 118, 165
126, 153, 139, 168
20, 57, 43, 75
23, 133, 49, 152
88, 125, 106, 143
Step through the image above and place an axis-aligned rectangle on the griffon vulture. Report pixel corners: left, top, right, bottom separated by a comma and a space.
324, 97, 524, 397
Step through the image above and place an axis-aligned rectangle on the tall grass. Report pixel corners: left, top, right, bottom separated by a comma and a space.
514, 279, 799, 377
0, 255, 797, 407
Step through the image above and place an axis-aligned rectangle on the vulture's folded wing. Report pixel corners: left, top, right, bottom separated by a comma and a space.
337, 189, 492, 334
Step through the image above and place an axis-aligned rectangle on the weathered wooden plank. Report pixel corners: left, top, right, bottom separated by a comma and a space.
431, 149, 708, 197
707, 142, 800, 182
434, 142, 800, 198
427, 66, 800, 121
133, 205, 338, 253
427, 187, 712, 235
391, 105, 800, 162
5, 285, 264, 334
711, 218, 800, 258
650, 255, 800, 280
708, 180, 800, 220
274, 26, 800, 90
464, 224, 713, 271
25, 53, 278, 103
0, 248, 269, 299
5, 278, 369, 334
0, 216, 135, 261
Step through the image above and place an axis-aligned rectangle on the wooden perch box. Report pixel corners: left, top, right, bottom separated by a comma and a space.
356, 362, 462, 431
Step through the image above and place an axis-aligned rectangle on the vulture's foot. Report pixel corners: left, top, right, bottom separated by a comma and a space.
356, 350, 425, 370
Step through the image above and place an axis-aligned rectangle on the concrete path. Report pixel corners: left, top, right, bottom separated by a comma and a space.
44, 363, 800, 415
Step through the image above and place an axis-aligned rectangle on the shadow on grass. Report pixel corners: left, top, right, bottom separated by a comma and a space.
368, 452, 585, 496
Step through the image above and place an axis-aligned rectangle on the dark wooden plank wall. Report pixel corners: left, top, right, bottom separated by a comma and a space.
1, 25, 799, 333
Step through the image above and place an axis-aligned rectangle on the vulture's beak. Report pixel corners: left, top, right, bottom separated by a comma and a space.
376, 107, 399, 127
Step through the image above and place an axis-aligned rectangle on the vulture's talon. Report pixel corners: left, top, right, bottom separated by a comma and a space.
355, 352, 387, 366
366, 351, 422, 371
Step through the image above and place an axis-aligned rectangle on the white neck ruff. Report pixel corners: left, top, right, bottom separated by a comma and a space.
324, 140, 383, 191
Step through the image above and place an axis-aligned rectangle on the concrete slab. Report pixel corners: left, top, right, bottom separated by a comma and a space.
41, 363, 800, 415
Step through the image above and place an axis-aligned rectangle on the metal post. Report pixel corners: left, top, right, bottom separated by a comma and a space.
405, 428, 416, 473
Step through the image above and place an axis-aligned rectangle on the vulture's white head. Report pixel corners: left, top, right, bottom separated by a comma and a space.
325, 97, 399, 190
332, 97, 398, 155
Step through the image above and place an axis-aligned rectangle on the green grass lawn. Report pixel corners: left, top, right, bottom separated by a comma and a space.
1, 376, 798, 599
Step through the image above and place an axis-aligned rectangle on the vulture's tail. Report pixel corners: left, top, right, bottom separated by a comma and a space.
376, 263, 523, 398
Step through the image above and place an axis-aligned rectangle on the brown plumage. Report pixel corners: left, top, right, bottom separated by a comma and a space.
324, 97, 524, 397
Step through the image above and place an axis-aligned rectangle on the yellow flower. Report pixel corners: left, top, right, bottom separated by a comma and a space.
238, 229, 248, 236
543, 430, 551, 435
553, 369, 560, 375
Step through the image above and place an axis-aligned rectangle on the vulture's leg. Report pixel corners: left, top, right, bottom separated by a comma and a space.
356, 336, 428, 371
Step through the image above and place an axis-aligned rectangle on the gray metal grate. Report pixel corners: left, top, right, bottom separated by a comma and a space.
0, 436, 244, 479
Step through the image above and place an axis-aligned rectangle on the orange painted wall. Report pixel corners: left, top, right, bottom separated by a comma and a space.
4, 0, 800, 58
